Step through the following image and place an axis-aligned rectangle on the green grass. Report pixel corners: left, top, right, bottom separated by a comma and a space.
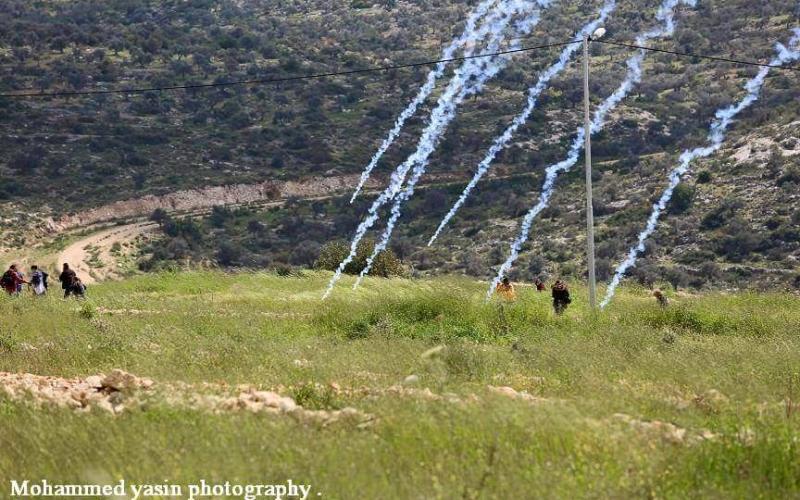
1, 271, 800, 498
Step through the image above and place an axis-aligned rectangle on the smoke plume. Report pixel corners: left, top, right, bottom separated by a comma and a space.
349, 0, 499, 203
429, 0, 619, 246
324, 0, 550, 298
488, 0, 694, 299
600, 28, 800, 308
353, 0, 571, 287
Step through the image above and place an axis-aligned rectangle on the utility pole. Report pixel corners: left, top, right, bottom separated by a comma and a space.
583, 34, 597, 310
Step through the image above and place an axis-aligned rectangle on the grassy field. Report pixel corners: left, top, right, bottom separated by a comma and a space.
1, 271, 800, 498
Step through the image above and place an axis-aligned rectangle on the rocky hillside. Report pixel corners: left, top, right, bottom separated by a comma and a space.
1, 0, 799, 289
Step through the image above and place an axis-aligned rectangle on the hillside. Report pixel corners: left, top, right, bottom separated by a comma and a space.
2, 272, 800, 497
1, 0, 799, 290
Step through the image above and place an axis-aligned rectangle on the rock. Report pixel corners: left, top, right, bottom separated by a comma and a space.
403, 374, 419, 386
278, 397, 297, 412
85, 375, 103, 389
607, 200, 630, 211
101, 369, 141, 391
488, 386, 520, 398
488, 385, 550, 404
95, 400, 115, 414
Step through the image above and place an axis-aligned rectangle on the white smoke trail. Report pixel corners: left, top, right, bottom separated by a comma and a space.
429, 0, 620, 246
487, 0, 696, 300
352, 0, 570, 288
600, 28, 800, 308
349, 0, 498, 203
324, 0, 549, 299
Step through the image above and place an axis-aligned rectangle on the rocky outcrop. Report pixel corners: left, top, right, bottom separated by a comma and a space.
0, 369, 375, 427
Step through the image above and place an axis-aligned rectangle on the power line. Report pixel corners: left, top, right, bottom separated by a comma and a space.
594, 39, 800, 73
2, 36, 797, 100
0, 41, 579, 99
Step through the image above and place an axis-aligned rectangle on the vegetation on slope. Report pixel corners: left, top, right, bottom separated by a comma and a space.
2, 272, 800, 497
1, 0, 799, 287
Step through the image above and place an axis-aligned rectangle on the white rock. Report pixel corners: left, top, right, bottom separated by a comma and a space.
85, 375, 103, 389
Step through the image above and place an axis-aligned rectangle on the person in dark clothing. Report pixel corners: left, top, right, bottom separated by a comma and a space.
59, 263, 77, 298
70, 277, 87, 299
551, 280, 571, 315
1, 264, 27, 296
535, 278, 546, 292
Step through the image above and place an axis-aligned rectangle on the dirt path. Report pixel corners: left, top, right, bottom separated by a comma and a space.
18, 168, 544, 283
57, 222, 157, 284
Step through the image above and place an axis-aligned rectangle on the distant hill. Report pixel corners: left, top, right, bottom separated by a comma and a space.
1, 0, 799, 290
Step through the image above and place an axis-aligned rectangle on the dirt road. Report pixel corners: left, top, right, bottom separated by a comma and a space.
57, 222, 157, 284
17, 168, 542, 283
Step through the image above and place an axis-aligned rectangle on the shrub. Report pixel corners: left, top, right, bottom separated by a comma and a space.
696, 170, 712, 184
216, 242, 243, 267
715, 219, 760, 262
668, 183, 695, 214
291, 383, 340, 410
150, 208, 169, 225
314, 240, 405, 277
701, 198, 742, 230
777, 166, 800, 187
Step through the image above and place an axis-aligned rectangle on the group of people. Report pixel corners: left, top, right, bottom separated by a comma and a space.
495, 277, 572, 315
496, 277, 671, 313
2, 263, 87, 298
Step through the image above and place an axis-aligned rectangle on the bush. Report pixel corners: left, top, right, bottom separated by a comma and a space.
314, 240, 405, 277
150, 208, 169, 225
216, 242, 243, 266
668, 183, 695, 214
777, 166, 800, 187
715, 219, 760, 262
696, 170, 713, 184
701, 198, 742, 230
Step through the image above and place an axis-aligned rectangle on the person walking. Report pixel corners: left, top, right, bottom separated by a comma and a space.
70, 276, 87, 299
495, 277, 517, 301
59, 263, 77, 298
535, 278, 546, 292
551, 280, 571, 315
653, 289, 669, 308
1, 264, 27, 296
29, 265, 48, 296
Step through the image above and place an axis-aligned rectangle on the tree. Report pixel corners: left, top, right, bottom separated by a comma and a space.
668, 183, 695, 214
150, 208, 169, 226
216, 242, 243, 266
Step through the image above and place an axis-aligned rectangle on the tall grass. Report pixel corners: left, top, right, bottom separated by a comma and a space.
1, 271, 799, 498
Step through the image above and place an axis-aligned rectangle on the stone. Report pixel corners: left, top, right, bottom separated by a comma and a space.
85, 375, 103, 389
101, 369, 140, 391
